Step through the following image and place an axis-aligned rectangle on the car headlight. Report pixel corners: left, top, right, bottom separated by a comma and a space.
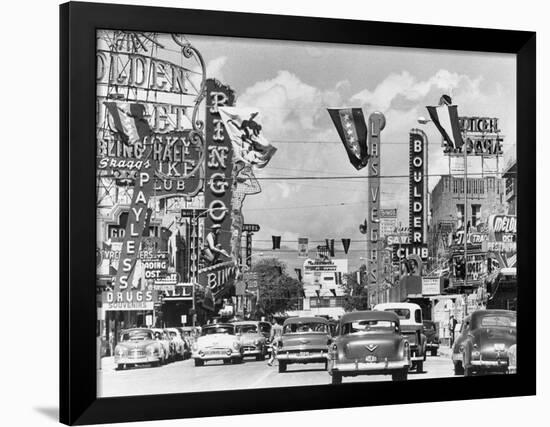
192, 343, 198, 351
233, 341, 240, 350
472, 350, 481, 358
115, 347, 126, 356
146, 345, 159, 355
254, 340, 260, 346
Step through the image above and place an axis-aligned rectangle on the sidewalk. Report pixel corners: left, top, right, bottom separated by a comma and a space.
438, 345, 452, 358
98, 356, 115, 371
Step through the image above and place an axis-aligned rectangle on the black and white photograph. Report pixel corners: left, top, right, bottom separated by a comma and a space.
95, 29, 519, 398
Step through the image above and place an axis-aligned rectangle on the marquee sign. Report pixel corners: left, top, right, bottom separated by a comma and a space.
444, 116, 504, 157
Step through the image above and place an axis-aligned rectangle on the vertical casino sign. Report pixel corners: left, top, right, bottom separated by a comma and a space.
409, 129, 428, 252
367, 113, 386, 287
204, 78, 235, 253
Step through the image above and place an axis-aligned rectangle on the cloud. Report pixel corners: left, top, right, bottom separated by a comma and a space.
351, 69, 483, 112
206, 56, 227, 81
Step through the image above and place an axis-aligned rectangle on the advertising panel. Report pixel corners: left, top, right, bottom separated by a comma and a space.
102, 289, 158, 311
422, 277, 442, 295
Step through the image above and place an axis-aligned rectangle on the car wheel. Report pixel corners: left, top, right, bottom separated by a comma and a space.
454, 361, 464, 375
116, 364, 125, 371
232, 357, 243, 364
331, 371, 342, 385
392, 369, 408, 381
415, 361, 424, 373
223, 359, 231, 365
194, 359, 204, 367
278, 361, 287, 373
431, 349, 437, 357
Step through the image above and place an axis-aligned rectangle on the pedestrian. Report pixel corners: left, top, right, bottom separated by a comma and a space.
449, 315, 457, 346
267, 318, 283, 366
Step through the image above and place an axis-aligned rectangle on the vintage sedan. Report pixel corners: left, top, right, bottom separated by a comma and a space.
328, 311, 411, 384
192, 323, 243, 366
374, 302, 426, 372
233, 321, 271, 361
114, 328, 166, 370
452, 309, 516, 376
422, 320, 440, 356
276, 317, 331, 373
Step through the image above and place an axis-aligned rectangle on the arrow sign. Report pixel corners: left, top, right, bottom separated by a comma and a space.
243, 223, 260, 232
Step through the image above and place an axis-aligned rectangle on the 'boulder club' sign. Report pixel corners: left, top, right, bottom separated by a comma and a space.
409, 129, 428, 249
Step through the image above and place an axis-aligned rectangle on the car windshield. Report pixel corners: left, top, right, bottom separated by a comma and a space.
121, 330, 153, 341
342, 320, 397, 335
423, 322, 435, 331
283, 322, 328, 334
235, 324, 258, 334
202, 326, 234, 335
384, 308, 410, 319
480, 315, 516, 328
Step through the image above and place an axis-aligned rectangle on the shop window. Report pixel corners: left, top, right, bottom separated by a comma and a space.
471, 204, 481, 227
456, 204, 465, 228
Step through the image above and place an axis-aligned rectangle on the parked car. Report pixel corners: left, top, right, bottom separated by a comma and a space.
276, 316, 331, 373
192, 323, 243, 366
233, 321, 271, 361
328, 311, 411, 384
166, 327, 186, 360
151, 328, 174, 362
114, 328, 167, 370
422, 320, 440, 356
507, 344, 517, 374
452, 309, 516, 376
374, 302, 427, 372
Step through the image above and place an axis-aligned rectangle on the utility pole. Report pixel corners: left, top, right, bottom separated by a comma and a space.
463, 140, 468, 316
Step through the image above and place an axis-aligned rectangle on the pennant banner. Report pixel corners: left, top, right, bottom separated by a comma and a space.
218, 107, 277, 168
327, 108, 369, 170
272, 235, 281, 250
325, 239, 335, 257
298, 237, 308, 258
426, 104, 464, 150
359, 219, 367, 235
341, 238, 351, 254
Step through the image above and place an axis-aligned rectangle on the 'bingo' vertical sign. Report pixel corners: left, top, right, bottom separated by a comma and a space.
204, 79, 235, 254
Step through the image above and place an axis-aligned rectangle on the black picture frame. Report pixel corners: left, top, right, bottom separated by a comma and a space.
60, 1, 536, 425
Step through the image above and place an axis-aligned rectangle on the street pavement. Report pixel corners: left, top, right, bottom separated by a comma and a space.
98, 347, 457, 397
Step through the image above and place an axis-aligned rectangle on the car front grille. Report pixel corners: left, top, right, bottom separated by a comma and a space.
129, 349, 146, 358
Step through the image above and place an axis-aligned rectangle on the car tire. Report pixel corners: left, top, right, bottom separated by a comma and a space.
194, 359, 204, 367
232, 357, 243, 365
223, 359, 231, 365
116, 364, 125, 370
392, 369, 408, 381
278, 361, 287, 373
431, 349, 437, 357
331, 372, 342, 385
416, 361, 424, 373
454, 361, 464, 375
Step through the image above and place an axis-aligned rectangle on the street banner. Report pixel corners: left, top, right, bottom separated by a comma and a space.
327, 108, 369, 170
218, 107, 277, 168
341, 238, 351, 254
298, 237, 308, 257
272, 235, 281, 250
426, 103, 464, 150
295, 268, 302, 282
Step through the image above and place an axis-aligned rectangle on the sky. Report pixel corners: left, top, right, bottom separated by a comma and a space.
125, 32, 517, 272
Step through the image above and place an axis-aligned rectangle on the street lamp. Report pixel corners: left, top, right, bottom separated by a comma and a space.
417, 116, 431, 125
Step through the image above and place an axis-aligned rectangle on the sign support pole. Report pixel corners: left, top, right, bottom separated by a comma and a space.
463, 140, 468, 316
